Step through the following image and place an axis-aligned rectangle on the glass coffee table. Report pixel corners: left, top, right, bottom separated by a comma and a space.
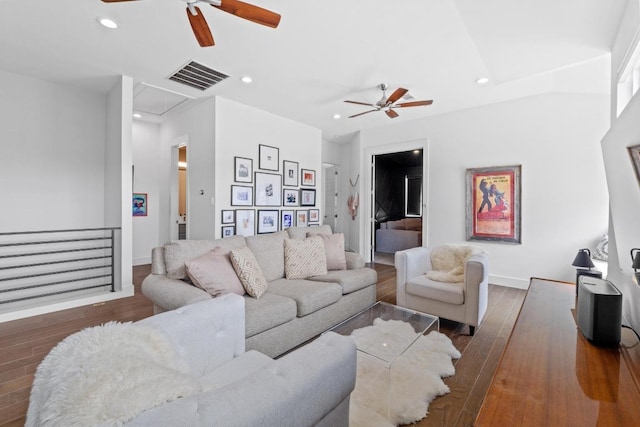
326, 302, 439, 418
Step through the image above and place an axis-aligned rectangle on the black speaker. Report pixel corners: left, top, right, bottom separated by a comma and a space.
577, 276, 622, 346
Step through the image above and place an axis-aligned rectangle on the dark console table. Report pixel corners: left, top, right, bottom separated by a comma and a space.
476, 278, 640, 426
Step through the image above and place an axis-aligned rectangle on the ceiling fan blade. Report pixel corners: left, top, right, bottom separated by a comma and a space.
348, 109, 378, 118
385, 109, 399, 119
187, 7, 215, 47
344, 100, 375, 107
213, 0, 281, 28
396, 100, 434, 108
386, 87, 408, 105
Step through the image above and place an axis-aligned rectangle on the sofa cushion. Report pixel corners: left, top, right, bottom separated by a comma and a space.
245, 231, 289, 281
405, 275, 464, 305
199, 350, 274, 392
284, 236, 328, 279
286, 225, 332, 239
184, 248, 245, 297
307, 268, 377, 295
244, 293, 297, 337
402, 218, 422, 231
164, 236, 246, 280
307, 232, 347, 271
268, 279, 342, 316
385, 220, 405, 230
230, 246, 269, 298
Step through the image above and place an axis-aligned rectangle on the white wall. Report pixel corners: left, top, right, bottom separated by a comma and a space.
352, 91, 610, 287
214, 97, 322, 237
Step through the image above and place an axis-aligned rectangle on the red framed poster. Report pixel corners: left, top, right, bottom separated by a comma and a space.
466, 165, 521, 243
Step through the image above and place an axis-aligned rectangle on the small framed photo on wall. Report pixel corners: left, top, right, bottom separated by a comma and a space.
283, 160, 299, 186
221, 226, 235, 237
259, 144, 279, 171
296, 210, 309, 227
235, 209, 255, 236
221, 210, 235, 224
283, 188, 299, 207
255, 172, 282, 206
309, 209, 320, 223
300, 189, 316, 206
257, 210, 279, 234
301, 169, 316, 186
281, 210, 294, 228
231, 185, 253, 206
234, 157, 253, 183
133, 193, 147, 217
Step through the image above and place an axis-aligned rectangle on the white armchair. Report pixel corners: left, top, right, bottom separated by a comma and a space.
395, 246, 489, 335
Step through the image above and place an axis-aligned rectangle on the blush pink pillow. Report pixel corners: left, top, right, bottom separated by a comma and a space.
184, 247, 245, 297
307, 232, 347, 271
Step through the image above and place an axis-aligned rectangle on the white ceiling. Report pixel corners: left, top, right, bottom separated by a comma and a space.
0, 0, 628, 141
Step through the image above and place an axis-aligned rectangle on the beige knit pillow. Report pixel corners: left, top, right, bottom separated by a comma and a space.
229, 246, 269, 298
284, 236, 328, 279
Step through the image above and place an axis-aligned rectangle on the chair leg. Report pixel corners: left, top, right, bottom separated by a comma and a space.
469, 325, 475, 336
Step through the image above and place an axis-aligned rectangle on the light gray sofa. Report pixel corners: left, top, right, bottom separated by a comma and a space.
376, 218, 423, 253
27, 294, 357, 427
142, 225, 377, 357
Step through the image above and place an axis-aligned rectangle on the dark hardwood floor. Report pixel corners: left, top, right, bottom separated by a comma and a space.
0, 263, 526, 427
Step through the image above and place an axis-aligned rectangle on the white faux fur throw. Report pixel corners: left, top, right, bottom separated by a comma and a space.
426, 244, 485, 283
26, 322, 201, 427
349, 319, 461, 427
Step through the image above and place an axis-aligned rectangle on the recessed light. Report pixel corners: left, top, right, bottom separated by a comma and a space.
98, 17, 118, 29
133, 113, 142, 119
333, 114, 341, 119
241, 76, 253, 83
475, 77, 489, 85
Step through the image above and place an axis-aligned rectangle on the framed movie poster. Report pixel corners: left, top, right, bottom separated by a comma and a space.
254, 172, 282, 206
133, 193, 147, 217
234, 157, 253, 183
283, 160, 299, 186
466, 165, 521, 243
259, 144, 279, 171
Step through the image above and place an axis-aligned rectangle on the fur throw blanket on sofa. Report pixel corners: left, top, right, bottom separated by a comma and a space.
426, 244, 485, 283
26, 322, 201, 427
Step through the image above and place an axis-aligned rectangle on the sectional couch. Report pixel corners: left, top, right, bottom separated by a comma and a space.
375, 217, 423, 253
142, 225, 377, 357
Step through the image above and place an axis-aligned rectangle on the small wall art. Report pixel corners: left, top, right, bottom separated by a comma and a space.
257, 210, 279, 234
259, 144, 279, 171
309, 209, 320, 223
255, 172, 282, 206
221, 209, 235, 224
301, 168, 316, 186
281, 210, 294, 228
231, 185, 253, 206
222, 225, 235, 237
235, 209, 255, 236
300, 188, 316, 206
296, 210, 308, 227
283, 188, 299, 207
283, 160, 299, 186
133, 193, 147, 217
234, 157, 253, 183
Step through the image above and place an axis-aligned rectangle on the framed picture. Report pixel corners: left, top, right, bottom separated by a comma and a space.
234, 157, 253, 183
300, 188, 316, 206
281, 210, 294, 228
235, 209, 255, 236
221, 209, 235, 224
259, 144, 279, 171
628, 144, 640, 187
254, 172, 282, 206
283, 160, 299, 186
221, 225, 235, 237
301, 168, 316, 186
296, 210, 309, 227
133, 193, 148, 216
231, 185, 253, 206
466, 165, 521, 243
283, 188, 299, 207
257, 210, 279, 234
309, 209, 320, 223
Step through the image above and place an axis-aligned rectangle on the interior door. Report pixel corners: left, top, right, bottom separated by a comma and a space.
323, 164, 338, 231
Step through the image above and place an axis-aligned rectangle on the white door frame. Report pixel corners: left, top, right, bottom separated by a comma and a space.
169, 135, 189, 240
362, 139, 428, 262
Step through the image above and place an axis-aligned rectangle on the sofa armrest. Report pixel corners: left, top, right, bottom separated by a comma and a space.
141, 274, 211, 312
395, 247, 433, 306
126, 332, 356, 427
463, 253, 490, 326
345, 251, 365, 269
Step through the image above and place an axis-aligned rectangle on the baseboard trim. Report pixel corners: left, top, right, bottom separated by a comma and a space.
489, 275, 530, 289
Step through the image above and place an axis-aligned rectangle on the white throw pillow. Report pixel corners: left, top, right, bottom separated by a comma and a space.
284, 236, 328, 279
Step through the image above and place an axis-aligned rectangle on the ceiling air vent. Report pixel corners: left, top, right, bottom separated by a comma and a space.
168, 61, 229, 91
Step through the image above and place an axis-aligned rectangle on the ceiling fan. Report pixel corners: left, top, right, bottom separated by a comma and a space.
102, 0, 281, 47
344, 83, 433, 119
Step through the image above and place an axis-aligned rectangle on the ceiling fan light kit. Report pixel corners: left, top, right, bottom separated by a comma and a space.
344, 83, 433, 119
102, 0, 281, 47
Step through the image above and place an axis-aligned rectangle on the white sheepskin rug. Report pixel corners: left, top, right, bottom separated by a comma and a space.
26, 321, 201, 427
349, 319, 461, 427
426, 244, 485, 283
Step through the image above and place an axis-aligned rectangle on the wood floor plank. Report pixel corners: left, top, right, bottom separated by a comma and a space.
0, 262, 525, 426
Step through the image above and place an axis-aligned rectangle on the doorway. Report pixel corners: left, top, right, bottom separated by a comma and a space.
170, 139, 188, 241
322, 163, 338, 231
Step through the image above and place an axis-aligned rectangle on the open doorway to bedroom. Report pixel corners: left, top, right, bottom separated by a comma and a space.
372, 149, 424, 265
